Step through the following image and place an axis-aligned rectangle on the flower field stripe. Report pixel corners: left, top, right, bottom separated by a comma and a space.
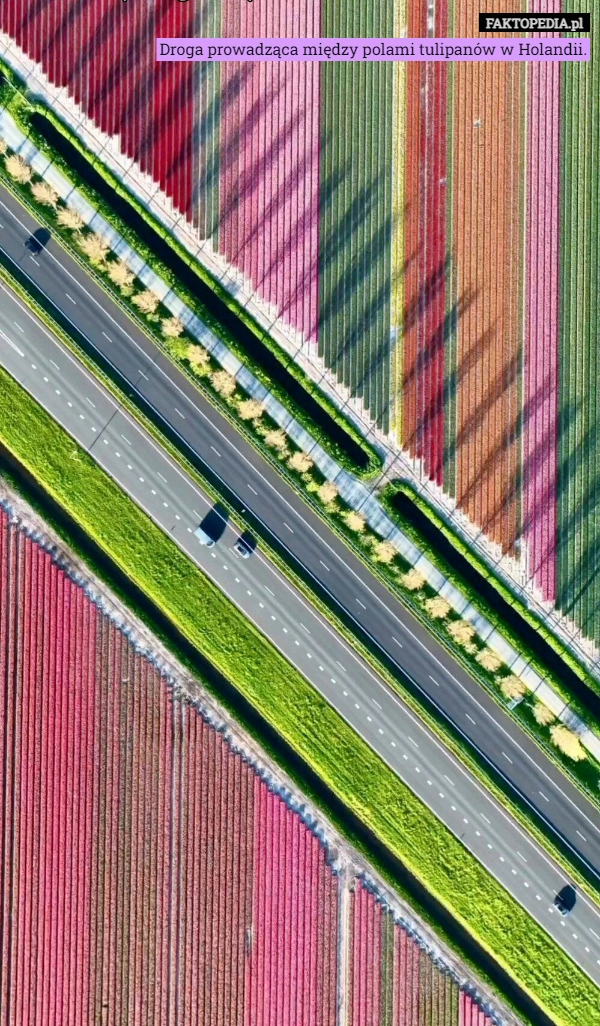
523, 6, 561, 603
557, 0, 600, 639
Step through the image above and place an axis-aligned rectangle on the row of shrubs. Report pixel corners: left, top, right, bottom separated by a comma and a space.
3, 143, 596, 787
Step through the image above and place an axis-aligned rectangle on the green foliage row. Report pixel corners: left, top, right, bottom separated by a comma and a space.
381, 481, 600, 705
0, 365, 596, 1026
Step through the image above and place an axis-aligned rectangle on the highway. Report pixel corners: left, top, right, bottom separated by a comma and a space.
1, 183, 600, 989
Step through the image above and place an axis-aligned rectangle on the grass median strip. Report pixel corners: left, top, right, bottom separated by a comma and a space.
0, 365, 596, 1026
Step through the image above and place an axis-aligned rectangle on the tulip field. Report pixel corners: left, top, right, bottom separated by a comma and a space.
1, 5, 598, 627
0, 505, 506, 1025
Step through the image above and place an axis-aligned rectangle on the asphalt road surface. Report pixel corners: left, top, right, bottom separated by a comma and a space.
2, 186, 600, 988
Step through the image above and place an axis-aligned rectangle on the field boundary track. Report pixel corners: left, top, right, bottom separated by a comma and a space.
0, 356, 597, 1025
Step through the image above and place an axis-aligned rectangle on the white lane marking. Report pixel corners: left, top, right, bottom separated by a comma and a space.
373, 699, 382, 710
174, 407, 185, 418
157, 472, 168, 483
443, 774, 454, 787
247, 483, 258, 495
320, 560, 330, 572
1, 333, 24, 357
50, 359, 61, 370
137, 369, 148, 380
429, 675, 439, 686
300, 623, 311, 635
577, 830, 587, 842
101, 331, 112, 342
283, 522, 294, 533
65, 292, 77, 304
120, 434, 132, 446
539, 791, 549, 802
517, 851, 527, 863
356, 598, 366, 610
408, 737, 419, 749
466, 713, 476, 725
30, 255, 39, 266
265, 586, 275, 597
86, 397, 96, 408
590, 929, 600, 940
210, 445, 221, 457
13, 322, 23, 332
336, 661, 346, 672
392, 637, 403, 647
502, 752, 513, 764
481, 813, 491, 825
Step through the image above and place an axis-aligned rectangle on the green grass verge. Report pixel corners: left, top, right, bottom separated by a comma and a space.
0, 362, 597, 1026
0, 59, 382, 478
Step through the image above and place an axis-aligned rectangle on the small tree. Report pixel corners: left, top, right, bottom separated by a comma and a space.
476, 647, 503, 673
318, 481, 339, 507
106, 259, 134, 290
132, 289, 160, 315
288, 450, 314, 475
401, 567, 426, 588
532, 701, 555, 727
77, 231, 109, 266
57, 206, 84, 231
498, 674, 526, 702
161, 316, 185, 338
373, 540, 398, 565
187, 344, 211, 376
238, 398, 264, 422
550, 724, 586, 762
211, 370, 237, 399
5, 153, 31, 184
343, 511, 366, 534
264, 429, 289, 455
0, 140, 7, 156
31, 180, 59, 208
424, 596, 451, 620
447, 619, 476, 647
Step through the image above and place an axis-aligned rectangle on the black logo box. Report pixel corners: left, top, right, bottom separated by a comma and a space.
478, 13, 590, 32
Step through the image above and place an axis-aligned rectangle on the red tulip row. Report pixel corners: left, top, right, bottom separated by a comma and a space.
347, 880, 497, 1026
0, 511, 340, 1026
401, 0, 449, 487
523, 6, 561, 603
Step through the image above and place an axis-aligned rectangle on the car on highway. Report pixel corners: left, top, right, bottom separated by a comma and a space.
234, 531, 256, 559
195, 525, 215, 547
25, 228, 51, 255
194, 502, 228, 548
554, 884, 576, 916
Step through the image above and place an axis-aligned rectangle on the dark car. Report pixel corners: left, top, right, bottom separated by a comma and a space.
554, 884, 576, 916
25, 228, 51, 255
234, 531, 256, 559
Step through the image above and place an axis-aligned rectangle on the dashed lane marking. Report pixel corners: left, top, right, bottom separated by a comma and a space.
65, 293, 77, 304
320, 560, 330, 571
502, 751, 513, 764
356, 598, 366, 609
174, 407, 185, 418
102, 331, 112, 342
